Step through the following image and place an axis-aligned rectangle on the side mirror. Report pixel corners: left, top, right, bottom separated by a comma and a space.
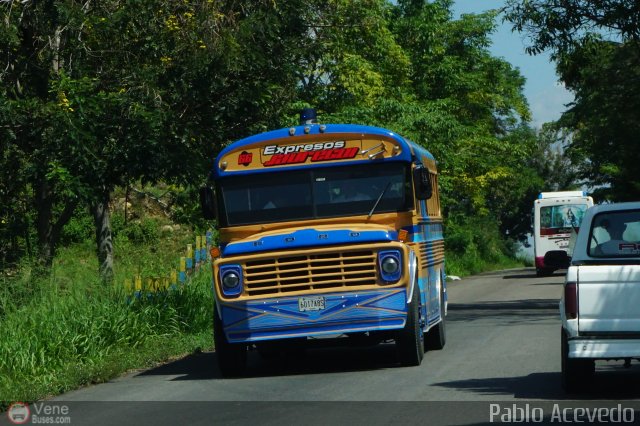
413, 166, 432, 200
544, 250, 571, 269
199, 186, 216, 220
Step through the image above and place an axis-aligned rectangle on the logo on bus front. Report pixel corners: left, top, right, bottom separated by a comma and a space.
262, 141, 359, 167
238, 151, 253, 166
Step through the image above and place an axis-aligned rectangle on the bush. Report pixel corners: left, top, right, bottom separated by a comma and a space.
114, 216, 160, 244
445, 215, 524, 276
60, 210, 94, 245
0, 269, 213, 404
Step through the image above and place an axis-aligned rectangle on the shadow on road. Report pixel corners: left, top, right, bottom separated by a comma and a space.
530, 281, 563, 287
501, 270, 566, 280
135, 351, 217, 379
447, 299, 558, 325
502, 272, 539, 280
136, 341, 402, 380
433, 364, 640, 400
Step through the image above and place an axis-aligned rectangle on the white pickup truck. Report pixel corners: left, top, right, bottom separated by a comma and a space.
546, 202, 640, 392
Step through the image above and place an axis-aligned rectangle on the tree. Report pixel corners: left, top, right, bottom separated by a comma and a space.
0, 1, 82, 268
530, 123, 582, 192
504, 0, 640, 201
290, 0, 411, 112
0, 0, 558, 274
504, 0, 640, 57
0, 0, 306, 279
294, 1, 538, 243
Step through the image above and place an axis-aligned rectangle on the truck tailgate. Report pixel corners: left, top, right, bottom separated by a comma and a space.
578, 265, 640, 333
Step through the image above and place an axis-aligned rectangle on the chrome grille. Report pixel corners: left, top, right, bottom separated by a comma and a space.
243, 250, 378, 296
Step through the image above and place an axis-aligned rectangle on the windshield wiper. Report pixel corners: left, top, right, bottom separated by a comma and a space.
368, 181, 392, 219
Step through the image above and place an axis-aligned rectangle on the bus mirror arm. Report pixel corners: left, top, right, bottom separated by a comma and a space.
413, 166, 432, 200
199, 186, 217, 220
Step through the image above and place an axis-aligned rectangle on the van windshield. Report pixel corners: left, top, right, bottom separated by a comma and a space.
217, 163, 413, 226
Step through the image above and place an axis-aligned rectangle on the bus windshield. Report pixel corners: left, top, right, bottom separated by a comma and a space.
539, 204, 589, 235
217, 163, 413, 227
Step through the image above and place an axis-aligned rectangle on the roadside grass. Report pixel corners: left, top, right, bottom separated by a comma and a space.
444, 216, 532, 277
446, 251, 530, 277
0, 226, 214, 408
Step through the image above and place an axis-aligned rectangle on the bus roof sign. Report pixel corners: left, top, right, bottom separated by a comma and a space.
212, 123, 426, 178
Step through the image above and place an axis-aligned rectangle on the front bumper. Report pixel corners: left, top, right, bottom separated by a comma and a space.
568, 338, 640, 359
218, 288, 408, 343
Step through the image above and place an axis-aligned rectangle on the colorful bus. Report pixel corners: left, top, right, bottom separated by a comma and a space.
200, 109, 446, 376
533, 191, 593, 276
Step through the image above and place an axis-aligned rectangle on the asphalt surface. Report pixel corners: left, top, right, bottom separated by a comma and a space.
10, 268, 640, 425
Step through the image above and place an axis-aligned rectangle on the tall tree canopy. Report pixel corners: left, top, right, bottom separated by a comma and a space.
0, 0, 305, 276
1, 0, 546, 275
304, 0, 537, 241
505, 0, 640, 201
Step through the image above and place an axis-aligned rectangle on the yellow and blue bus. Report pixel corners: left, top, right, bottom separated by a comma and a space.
200, 109, 446, 376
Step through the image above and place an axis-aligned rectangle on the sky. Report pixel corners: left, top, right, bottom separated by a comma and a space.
451, 0, 574, 128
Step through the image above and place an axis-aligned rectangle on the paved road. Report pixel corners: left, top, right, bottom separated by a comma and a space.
42, 268, 640, 424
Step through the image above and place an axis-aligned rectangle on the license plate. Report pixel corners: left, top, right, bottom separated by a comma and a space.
298, 296, 326, 312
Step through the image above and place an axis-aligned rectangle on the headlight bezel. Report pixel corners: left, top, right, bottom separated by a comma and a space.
219, 264, 243, 297
378, 250, 402, 283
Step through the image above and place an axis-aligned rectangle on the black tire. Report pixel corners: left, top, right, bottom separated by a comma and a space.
425, 284, 446, 350
213, 309, 247, 377
561, 329, 594, 393
396, 284, 424, 366
536, 267, 554, 277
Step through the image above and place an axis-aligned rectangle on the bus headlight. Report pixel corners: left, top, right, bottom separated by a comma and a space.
379, 250, 402, 283
222, 272, 240, 288
219, 265, 243, 297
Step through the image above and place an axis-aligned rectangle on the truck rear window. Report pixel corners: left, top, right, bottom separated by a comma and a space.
589, 210, 640, 257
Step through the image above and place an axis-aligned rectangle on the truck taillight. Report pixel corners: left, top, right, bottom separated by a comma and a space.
565, 282, 578, 319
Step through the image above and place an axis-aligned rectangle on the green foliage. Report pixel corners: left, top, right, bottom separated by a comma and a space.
445, 215, 526, 277
0, 267, 213, 404
0, 0, 306, 271
556, 40, 640, 201
168, 186, 215, 232
505, 1, 640, 202
314, 2, 538, 242
60, 211, 94, 245
504, 0, 640, 58
1, 0, 561, 272
117, 218, 161, 245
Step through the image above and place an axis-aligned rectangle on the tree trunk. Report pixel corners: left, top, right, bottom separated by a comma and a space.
91, 191, 114, 283
35, 177, 55, 266
35, 176, 79, 269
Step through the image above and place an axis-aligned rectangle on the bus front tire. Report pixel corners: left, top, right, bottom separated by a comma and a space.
396, 284, 424, 366
213, 310, 247, 377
